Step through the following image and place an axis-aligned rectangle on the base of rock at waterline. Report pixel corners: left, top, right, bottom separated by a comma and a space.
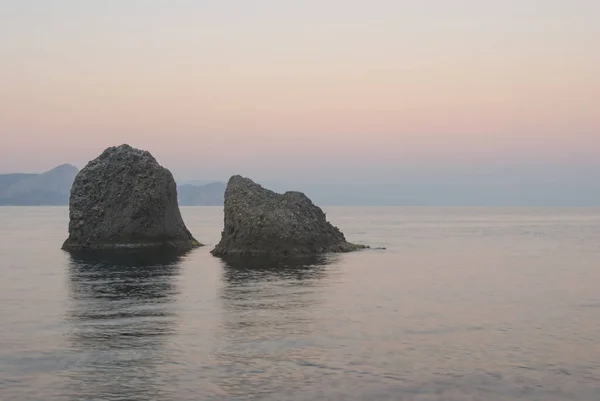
61, 238, 203, 252
211, 242, 369, 258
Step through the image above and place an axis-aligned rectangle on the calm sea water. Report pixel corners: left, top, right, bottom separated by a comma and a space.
1, 207, 600, 401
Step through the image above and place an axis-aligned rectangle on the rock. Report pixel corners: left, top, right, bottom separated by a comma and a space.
62, 144, 201, 252
211, 175, 367, 258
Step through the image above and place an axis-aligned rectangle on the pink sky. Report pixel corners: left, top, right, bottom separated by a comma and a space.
1, 1, 598, 181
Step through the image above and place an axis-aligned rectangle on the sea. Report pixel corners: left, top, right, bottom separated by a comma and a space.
1, 206, 600, 401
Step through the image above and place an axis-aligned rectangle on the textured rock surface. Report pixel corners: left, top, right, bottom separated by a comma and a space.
211, 175, 366, 257
62, 144, 201, 251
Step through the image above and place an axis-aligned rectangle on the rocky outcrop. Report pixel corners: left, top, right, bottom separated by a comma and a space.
62, 144, 201, 252
211, 175, 366, 257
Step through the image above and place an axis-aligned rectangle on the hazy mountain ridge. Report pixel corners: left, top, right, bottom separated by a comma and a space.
0, 165, 227, 206
3, 166, 597, 207
0, 173, 38, 193
177, 182, 226, 206
0, 164, 79, 205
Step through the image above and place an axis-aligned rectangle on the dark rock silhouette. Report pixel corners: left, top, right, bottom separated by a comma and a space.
62, 144, 201, 252
211, 175, 366, 258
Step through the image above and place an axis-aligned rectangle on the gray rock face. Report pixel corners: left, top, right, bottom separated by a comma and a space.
62, 144, 201, 252
211, 175, 366, 257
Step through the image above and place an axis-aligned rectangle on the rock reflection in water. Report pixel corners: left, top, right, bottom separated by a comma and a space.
220, 254, 334, 284
213, 255, 338, 399
65, 249, 186, 401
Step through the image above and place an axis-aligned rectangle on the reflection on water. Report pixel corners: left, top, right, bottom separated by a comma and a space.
4, 207, 600, 400
220, 254, 334, 284
213, 255, 337, 399
65, 250, 186, 401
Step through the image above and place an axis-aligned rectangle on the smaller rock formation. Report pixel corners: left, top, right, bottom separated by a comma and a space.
211, 175, 367, 258
62, 144, 201, 252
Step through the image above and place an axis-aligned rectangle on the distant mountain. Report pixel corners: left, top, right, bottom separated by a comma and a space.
0, 164, 79, 205
0, 167, 226, 207
179, 179, 222, 187
0, 173, 38, 192
177, 182, 226, 206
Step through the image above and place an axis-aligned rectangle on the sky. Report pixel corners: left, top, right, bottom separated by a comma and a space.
1, 1, 599, 204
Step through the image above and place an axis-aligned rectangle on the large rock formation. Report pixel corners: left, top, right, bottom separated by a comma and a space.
62, 144, 201, 252
211, 175, 366, 257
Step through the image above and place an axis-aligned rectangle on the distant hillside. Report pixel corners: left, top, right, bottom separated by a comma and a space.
0, 164, 79, 205
177, 182, 226, 206
0, 173, 38, 193
0, 167, 226, 206
179, 179, 221, 187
